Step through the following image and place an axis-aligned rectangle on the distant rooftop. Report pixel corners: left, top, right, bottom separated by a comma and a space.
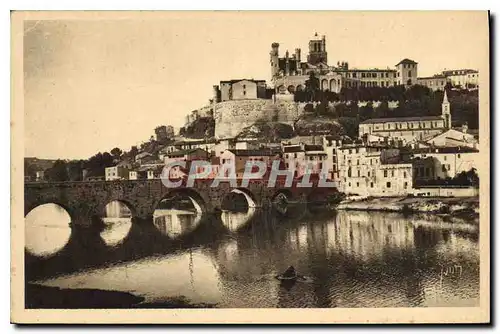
361, 116, 443, 124
395, 58, 418, 66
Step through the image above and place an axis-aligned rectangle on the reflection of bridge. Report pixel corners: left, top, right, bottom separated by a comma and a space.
25, 179, 335, 227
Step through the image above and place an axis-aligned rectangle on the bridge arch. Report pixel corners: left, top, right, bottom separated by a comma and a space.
221, 187, 257, 211
154, 188, 207, 215
25, 200, 73, 220
99, 199, 137, 219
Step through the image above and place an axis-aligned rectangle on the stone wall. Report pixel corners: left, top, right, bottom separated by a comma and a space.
213, 99, 306, 138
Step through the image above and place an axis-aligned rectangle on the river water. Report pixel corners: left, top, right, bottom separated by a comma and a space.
25, 202, 480, 308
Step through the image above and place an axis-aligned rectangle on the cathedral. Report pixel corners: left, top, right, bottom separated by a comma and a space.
271, 33, 418, 95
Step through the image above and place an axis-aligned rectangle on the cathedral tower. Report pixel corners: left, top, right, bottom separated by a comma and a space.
270, 42, 280, 78
307, 33, 328, 66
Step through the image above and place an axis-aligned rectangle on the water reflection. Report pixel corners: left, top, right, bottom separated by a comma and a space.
34, 249, 222, 305
27, 209, 479, 308
100, 201, 133, 247
220, 208, 256, 232
25, 204, 72, 257
153, 209, 202, 239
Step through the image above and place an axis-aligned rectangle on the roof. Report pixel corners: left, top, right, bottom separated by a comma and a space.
360, 115, 443, 124
135, 152, 152, 159
283, 146, 303, 153
417, 75, 447, 80
304, 144, 324, 152
220, 79, 266, 84
334, 68, 396, 73
395, 58, 418, 66
166, 148, 208, 157
442, 69, 478, 75
227, 149, 279, 157
411, 146, 479, 154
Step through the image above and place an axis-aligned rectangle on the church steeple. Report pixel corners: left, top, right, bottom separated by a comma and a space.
442, 90, 451, 129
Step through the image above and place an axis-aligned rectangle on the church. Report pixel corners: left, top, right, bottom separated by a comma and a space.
358, 91, 452, 144
271, 33, 418, 95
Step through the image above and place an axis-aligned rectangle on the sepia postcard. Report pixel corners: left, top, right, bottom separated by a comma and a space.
11, 10, 490, 324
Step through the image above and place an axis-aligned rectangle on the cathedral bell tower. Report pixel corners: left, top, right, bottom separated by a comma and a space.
270, 42, 280, 78
442, 90, 451, 129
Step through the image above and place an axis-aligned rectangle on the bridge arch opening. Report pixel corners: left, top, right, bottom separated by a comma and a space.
221, 188, 257, 212
25, 203, 72, 258
220, 188, 257, 232
99, 200, 134, 247
152, 189, 205, 239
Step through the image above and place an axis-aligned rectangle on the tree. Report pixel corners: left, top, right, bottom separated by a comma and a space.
110, 147, 122, 159
305, 72, 320, 101
337, 117, 359, 139
45, 160, 68, 182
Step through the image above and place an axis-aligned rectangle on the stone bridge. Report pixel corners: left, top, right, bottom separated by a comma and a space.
25, 178, 336, 227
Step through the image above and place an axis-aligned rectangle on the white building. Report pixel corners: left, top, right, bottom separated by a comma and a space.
359, 90, 452, 144
336, 144, 413, 196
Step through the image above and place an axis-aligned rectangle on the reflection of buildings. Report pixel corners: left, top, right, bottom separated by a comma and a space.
105, 201, 132, 218
327, 211, 415, 260
153, 210, 201, 239
220, 209, 256, 232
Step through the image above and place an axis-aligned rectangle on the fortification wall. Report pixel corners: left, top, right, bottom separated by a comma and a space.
213, 99, 305, 138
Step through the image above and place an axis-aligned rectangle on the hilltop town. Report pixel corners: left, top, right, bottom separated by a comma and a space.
25, 33, 480, 202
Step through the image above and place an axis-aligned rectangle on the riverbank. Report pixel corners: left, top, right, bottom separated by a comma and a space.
337, 196, 479, 220
25, 284, 216, 309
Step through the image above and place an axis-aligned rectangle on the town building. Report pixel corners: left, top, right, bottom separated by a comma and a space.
213, 79, 267, 102
336, 144, 413, 196
282, 143, 328, 178
271, 33, 418, 94
35, 170, 45, 182
163, 148, 210, 179
416, 75, 449, 91
105, 164, 130, 181
219, 149, 281, 178
424, 125, 478, 148
322, 135, 343, 180
359, 90, 451, 143
442, 69, 479, 88
410, 146, 479, 182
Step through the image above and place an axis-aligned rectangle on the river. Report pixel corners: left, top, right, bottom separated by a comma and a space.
24, 202, 479, 308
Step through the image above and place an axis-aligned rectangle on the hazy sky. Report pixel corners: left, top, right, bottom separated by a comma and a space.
23, 11, 488, 159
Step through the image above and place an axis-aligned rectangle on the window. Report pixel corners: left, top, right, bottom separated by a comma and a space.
458, 154, 461, 158
404, 182, 408, 189
357, 159, 360, 165
409, 70, 412, 77
356, 182, 359, 187
368, 171, 370, 177
384, 170, 388, 177
348, 182, 351, 187
404, 172, 407, 178
243, 91, 246, 95
444, 156, 447, 161
370, 182, 374, 188
447, 164, 451, 171
357, 170, 360, 177
243, 84, 246, 89
391, 170, 394, 177
442, 165, 447, 172
386, 182, 391, 188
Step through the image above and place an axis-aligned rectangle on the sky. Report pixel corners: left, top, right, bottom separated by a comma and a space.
22, 11, 488, 160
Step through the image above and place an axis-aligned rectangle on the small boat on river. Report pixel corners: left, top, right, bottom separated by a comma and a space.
275, 266, 306, 281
